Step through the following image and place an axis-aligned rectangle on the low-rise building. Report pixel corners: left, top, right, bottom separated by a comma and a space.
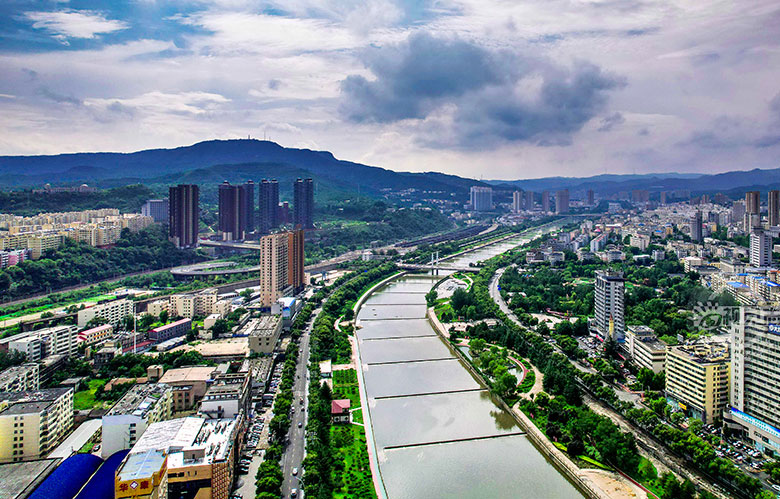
101, 383, 173, 458
114, 416, 241, 499
331, 399, 350, 424
0, 363, 39, 393
148, 318, 192, 343
624, 326, 667, 374
0, 388, 74, 463
246, 316, 282, 354
665, 342, 730, 424
199, 373, 250, 420
76, 324, 113, 346
158, 366, 218, 412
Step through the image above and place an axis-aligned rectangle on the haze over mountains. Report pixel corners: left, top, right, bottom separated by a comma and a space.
1, 139, 779, 199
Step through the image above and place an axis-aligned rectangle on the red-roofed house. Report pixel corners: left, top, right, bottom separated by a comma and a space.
331, 399, 351, 424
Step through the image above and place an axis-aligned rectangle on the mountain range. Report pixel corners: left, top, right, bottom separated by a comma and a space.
1, 139, 779, 200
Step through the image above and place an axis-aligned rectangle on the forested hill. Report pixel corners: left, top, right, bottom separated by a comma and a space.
0, 139, 485, 196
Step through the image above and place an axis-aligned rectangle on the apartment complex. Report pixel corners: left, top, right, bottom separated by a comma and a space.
594, 270, 625, 342
726, 308, 780, 454
258, 179, 280, 234
750, 229, 772, 268
149, 288, 233, 319
469, 186, 493, 212
141, 199, 169, 223
77, 298, 134, 328
555, 189, 570, 214
247, 316, 283, 354
169, 184, 199, 249
7, 325, 78, 362
293, 178, 314, 229
0, 388, 74, 463
0, 364, 40, 393
665, 342, 730, 424
218, 181, 249, 241
0, 208, 152, 258
101, 383, 173, 458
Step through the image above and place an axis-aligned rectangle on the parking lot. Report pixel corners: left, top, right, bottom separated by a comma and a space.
231, 361, 285, 499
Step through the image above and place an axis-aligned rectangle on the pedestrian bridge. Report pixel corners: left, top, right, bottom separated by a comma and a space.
398, 263, 482, 273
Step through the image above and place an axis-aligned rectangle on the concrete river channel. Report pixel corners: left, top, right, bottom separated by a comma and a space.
354, 221, 584, 499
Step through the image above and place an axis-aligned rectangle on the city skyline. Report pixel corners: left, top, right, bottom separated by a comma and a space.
0, 1, 779, 180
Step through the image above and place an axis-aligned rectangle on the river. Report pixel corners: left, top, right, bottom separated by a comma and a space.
354, 221, 583, 498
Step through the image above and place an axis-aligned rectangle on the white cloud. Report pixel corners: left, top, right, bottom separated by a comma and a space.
24, 9, 129, 40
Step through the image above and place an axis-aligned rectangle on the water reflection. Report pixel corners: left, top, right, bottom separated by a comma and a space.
356, 221, 581, 499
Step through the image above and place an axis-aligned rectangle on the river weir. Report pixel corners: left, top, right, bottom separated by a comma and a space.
354, 224, 584, 498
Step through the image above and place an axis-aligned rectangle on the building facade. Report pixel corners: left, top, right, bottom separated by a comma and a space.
624, 326, 667, 373
469, 186, 493, 212
594, 270, 625, 342
77, 299, 134, 328
259, 233, 289, 307
287, 228, 305, 292
0, 364, 39, 393
101, 383, 173, 458
169, 184, 199, 249
666, 343, 730, 424
141, 199, 169, 223
293, 178, 314, 229
258, 179, 280, 234
555, 189, 570, 214
0, 388, 73, 463
726, 308, 780, 455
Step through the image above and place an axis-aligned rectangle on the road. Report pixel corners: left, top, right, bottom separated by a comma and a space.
47, 419, 101, 459
280, 307, 319, 499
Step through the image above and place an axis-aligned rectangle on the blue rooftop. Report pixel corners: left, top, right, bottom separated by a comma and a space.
29, 454, 102, 499
727, 282, 749, 288
75, 450, 130, 499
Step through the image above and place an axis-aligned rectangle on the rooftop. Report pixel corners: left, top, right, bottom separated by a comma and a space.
331, 399, 350, 414
119, 416, 239, 479
0, 459, 60, 499
671, 342, 729, 365
246, 316, 282, 338
0, 363, 38, 385
107, 383, 171, 418
158, 366, 216, 385
0, 388, 71, 416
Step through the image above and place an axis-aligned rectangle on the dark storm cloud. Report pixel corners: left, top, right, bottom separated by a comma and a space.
340, 33, 625, 148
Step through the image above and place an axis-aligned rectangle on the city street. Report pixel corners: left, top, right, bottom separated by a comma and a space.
280, 307, 320, 499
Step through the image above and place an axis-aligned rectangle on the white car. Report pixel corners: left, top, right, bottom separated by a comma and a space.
293, 467, 298, 476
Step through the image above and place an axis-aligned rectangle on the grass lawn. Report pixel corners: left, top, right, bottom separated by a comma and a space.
73, 379, 110, 411
331, 369, 376, 499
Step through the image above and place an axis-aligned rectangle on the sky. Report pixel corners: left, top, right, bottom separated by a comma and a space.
0, 0, 779, 180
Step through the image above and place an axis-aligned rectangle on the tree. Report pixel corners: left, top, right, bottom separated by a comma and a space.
210, 319, 230, 338
239, 288, 253, 303
159, 310, 169, 324
567, 439, 585, 457
425, 289, 438, 307
85, 315, 108, 329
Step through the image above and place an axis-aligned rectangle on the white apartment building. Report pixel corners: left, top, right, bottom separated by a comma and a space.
750, 229, 772, 268
624, 326, 667, 373
77, 299, 134, 328
0, 364, 40, 392
594, 270, 625, 342
0, 387, 74, 463
101, 383, 173, 458
8, 325, 78, 362
726, 308, 780, 455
